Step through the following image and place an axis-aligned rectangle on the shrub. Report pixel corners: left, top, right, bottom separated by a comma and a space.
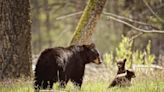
103, 36, 155, 67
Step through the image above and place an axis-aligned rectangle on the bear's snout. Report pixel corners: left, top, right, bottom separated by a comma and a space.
93, 57, 102, 64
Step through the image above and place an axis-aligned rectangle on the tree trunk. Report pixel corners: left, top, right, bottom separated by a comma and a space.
72, 0, 86, 32
44, 0, 52, 47
75, 0, 86, 22
0, 0, 32, 79
70, 0, 107, 45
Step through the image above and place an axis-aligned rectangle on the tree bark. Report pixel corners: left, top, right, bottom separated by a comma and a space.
70, 0, 107, 45
0, 0, 32, 79
75, 0, 86, 22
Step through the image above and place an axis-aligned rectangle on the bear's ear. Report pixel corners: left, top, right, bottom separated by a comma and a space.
123, 58, 127, 63
83, 43, 95, 49
126, 69, 134, 73
126, 70, 130, 73
89, 43, 95, 48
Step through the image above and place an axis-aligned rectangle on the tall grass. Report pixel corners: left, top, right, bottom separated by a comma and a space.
0, 36, 163, 92
0, 75, 163, 92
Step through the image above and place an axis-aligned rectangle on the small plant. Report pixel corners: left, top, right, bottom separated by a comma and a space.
132, 50, 144, 64
103, 52, 113, 65
144, 40, 155, 65
103, 36, 155, 67
115, 36, 133, 68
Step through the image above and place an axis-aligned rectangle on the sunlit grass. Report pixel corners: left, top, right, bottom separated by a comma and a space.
0, 77, 164, 92
0, 69, 163, 92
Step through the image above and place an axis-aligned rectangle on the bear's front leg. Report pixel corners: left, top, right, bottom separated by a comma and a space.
42, 81, 48, 89
72, 78, 83, 89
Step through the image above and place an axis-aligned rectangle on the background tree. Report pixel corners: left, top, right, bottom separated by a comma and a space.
30, 0, 164, 64
0, 0, 32, 79
31, 0, 42, 53
70, 0, 107, 45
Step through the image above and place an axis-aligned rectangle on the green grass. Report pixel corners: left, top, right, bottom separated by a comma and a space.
0, 70, 164, 92
0, 78, 164, 92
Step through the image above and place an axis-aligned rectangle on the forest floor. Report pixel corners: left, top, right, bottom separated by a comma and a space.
0, 64, 164, 92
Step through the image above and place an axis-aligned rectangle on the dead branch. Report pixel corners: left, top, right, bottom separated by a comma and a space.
103, 11, 151, 26
105, 15, 164, 34
31, 2, 65, 10
54, 10, 164, 34
130, 32, 144, 41
56, 11, 83, 20
143, 0, 164, 23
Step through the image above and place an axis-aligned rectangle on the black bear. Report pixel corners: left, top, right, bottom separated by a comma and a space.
34, 43, 102, 91
116, 58, 126, 74
109, 70, 136, 87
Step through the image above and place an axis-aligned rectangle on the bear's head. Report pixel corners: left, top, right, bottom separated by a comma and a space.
82, 43, 102, 64
126, 70, 136, 79
117, 58, 126, 70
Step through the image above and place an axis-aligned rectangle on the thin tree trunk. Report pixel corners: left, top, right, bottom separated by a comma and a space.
70, 0, 107, 45
44, 0, 52, 47
0, 0, 32, 79
75, 0, 86, 22
31, 0, 42, 54
71, 0, 86, 32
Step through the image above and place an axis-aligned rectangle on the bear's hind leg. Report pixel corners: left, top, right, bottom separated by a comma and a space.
34, 79, 42, 91
58, 68, 68, 88
49, 81, 54, 89
42, 81, 48, 89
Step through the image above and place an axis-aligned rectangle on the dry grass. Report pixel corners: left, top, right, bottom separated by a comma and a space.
0, 64, 164, 92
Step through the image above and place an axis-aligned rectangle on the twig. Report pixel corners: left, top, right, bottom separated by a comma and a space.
142, 3, 164, 15
54, 10, 164, 33
106, 16, 164, 33
103, 11, 151, 26
132, 64, 163, 70
143, 0, 164, 23
130, 32, 143, 41
52, 3, 66, 14
56, 10, 158, 29
56, 11, 83, 20
31, 2, 65, 10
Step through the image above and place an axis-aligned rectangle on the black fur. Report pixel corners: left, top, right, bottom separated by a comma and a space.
117, 58, 126, 74
34, 43, 101, 91
109, 70, 136, 87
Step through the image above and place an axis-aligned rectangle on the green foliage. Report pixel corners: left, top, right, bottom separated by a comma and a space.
132, 40, 155, 65
145, 40, 155, 64
132, 50, 144, 64
103, 36, 155, 67
31, 0, 164, 56
115, 36, 133, 67
0, 79, 163, 92
103, 52, 113, 65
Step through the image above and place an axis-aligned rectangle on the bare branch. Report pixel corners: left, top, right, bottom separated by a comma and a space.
52, 3, 66, 14
103, 11, 152, 26
56, 11, 83, 20
31, 2, 65, 10
54, 10, 164, 34
130, 32, 143, 41
143, 0, 164, 23
105, 15, 164, 33
57, 10, 158, 29
142, 3, 164, 15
